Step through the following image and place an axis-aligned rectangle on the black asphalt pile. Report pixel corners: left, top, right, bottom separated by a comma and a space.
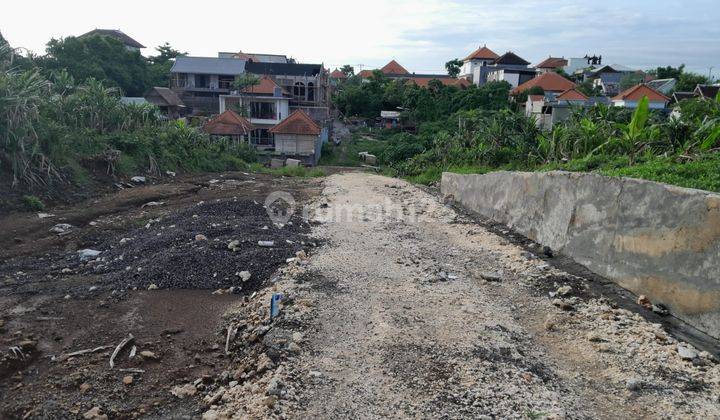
86, 198, 313, 291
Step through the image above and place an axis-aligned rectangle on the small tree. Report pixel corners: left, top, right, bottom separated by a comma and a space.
445, 58, 463, 78
340, 64, 354, 77
232, 73, 260, 92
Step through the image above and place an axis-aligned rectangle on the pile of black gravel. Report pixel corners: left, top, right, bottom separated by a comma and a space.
87, 198, 312, 291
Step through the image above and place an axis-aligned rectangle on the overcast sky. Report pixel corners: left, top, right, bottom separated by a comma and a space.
2, 0, 719, 76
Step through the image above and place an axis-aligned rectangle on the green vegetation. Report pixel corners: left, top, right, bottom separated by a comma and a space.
0, 37, 256, 190
333, 68, 720, 191
22, 195, 44, 211
319, 134, 388, 166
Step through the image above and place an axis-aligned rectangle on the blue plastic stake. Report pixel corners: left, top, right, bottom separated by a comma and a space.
270, 293, 282, 318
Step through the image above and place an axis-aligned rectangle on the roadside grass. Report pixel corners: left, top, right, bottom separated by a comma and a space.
319, 134, 388, 167
432, 153, 720, 193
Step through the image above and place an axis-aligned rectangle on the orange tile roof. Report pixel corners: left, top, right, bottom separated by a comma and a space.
330, 69, 347, 78
556, 88, 588, 101
357, 69, 375, 79
536, 57, 568, 69
241, 76, 288, 96
205, 110, 254, 136
511, 72, 576, 94
464, 45, 499, 61
612, 84, 670, 102
269, 110, 321, 135
380, 60, 409, 75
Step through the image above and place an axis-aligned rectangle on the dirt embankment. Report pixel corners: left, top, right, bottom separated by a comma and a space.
0, 172, 321, 419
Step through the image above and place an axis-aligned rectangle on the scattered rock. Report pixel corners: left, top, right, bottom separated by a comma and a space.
50, 223, 73, 234
556, 285, 572, 296
79, 383, 92, 394
237, 271, 251, 282
141, 201, 165, 208
227, 240, 241, 252
131, 176, 146, 184
77, 249, 101, 261
626, 378, 643, 391
652, 303, 669, 316
195, 234, 208, 241
139, 350, 159, 360
480, 272, 502, 282
147, 284, 158, 291
637, 295, 652, 309
542, 245, 554, 258
205, 387, 226, 406
552, 299, 574, 311
83, 406, 108, 420
122, 375, 133, 385
677, 344, 699, 360
263, 396, 278, 408
37, 212, 55, 219
171, 383, 197, 398
266, 377, 284, 397
258, 241, 275, 247
287, 342, 301, 353
166, 171, 176, 177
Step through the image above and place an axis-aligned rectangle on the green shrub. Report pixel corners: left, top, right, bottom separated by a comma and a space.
22, 195, 45, 211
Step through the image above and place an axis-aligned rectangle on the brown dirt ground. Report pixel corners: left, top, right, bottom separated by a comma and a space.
0, 171, 323, 419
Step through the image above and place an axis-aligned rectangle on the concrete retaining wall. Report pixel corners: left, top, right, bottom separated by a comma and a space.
441, 171, 720, 339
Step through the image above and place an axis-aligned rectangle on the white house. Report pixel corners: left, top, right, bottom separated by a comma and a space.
460, 45, 499, 83
612, 84, 670, 109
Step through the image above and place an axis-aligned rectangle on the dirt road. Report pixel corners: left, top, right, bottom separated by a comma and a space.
275, 174, 719, 419
2, 171, 719, 419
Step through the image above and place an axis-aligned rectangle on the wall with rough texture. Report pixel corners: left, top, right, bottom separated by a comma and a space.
441, 171, 720, 339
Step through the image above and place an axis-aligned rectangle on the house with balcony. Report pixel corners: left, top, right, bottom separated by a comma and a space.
169, 56, 247, 114
218, 77, 292, 149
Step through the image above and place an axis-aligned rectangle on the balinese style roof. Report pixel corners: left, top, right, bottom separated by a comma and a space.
145, 87, 185, 107
357, 69, 376, 78
695, 84, 720, 99
493, 52, 531, 66
205, 110, 254, 136
171, 56, 247, 75
556, 88, 588, 101
511, 72, 576, 94
464, 45, 499, 61
330, 69, 347, 79
536, 57, 568, 69
612, 84, 670, 102
79, 29, 145, 48
269, 110, 321, 135
672, 91, 696, 103
245, 62, 322, 76
645, 78, 677, 94
380, 60, 409, 75
242, 76, 289, 96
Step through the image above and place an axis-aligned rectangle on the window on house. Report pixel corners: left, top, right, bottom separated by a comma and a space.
195, 74, 209, 88
293, 82, 305, 99
218, 75, 235, 90
250, 129, 274, 146
307, 82, 315, 102
250, 102, 276, 119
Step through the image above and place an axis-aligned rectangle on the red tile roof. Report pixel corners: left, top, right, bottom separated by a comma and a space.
556, 88, 588, 101
612, 84, 670, 102
269, 110, 321, 135
464, 45, 499, 61
380, 60, 409, 75
511, 72, 576, 94
330, 69, 347, 79
242, 76, 288, 96
205, 110, 254, 136
536, 57, 568, 69
357, 69, 375, 79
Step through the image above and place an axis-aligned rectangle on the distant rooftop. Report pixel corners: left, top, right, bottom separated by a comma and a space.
171, 56, 247, 75
79, 29, 145, 49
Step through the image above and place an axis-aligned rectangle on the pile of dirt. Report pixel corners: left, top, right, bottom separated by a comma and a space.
87, 198, 314, 292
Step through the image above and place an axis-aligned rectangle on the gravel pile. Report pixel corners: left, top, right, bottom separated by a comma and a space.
85, 198, 313, 291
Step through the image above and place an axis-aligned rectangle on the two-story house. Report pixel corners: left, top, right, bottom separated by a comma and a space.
218, 77, 291, 149
460, 45, 499, 83
482, 52, 536, 88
